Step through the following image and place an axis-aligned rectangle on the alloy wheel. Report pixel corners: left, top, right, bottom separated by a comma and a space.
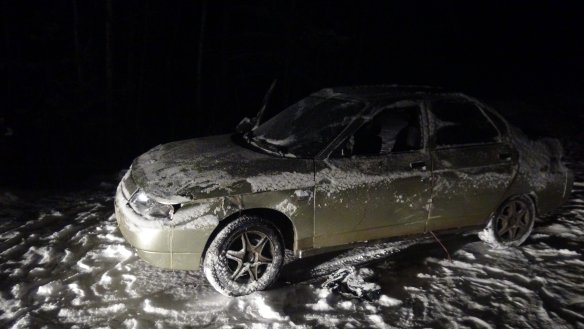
225, 230, 274, 283
495, 199, 531, 242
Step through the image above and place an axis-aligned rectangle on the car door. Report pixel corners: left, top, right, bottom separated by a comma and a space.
314, 102, 432, 248
427, 98, 517, 231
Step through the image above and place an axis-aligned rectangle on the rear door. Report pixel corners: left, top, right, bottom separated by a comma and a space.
427, 99, 517, 231
314, 103, 432, 247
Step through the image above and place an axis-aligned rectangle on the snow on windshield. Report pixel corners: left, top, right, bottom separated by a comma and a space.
253, 96, 365, 157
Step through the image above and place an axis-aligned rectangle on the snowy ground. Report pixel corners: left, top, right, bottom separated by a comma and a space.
1, 158, 584, 328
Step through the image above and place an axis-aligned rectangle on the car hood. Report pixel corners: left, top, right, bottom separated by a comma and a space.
130, 134, 315, 203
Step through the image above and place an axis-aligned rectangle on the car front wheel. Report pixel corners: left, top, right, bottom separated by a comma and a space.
479, 195, 535, 248
203, 215, 284, 296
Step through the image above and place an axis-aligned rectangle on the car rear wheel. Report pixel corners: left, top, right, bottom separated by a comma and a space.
479, 195, 535, 248
203, 215, 284, 296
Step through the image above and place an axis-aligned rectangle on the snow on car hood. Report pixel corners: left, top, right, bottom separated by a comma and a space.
130, 134, 315, 203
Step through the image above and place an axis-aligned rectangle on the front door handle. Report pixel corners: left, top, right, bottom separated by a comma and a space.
295, 190, 312, 201
410, 161, 427, 171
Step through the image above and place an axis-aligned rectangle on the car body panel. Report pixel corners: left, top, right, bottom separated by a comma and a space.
500, 130, 571, 215
130, 134, 314, 203
169, 197, 240, 253
428, 143, 518, 230
314, 151, 432, 247
240, 189, 315, 250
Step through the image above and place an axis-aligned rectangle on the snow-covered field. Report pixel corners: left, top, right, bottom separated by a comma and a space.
1, 158, 583, 328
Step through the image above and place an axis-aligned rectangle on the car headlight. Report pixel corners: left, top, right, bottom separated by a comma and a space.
128, 190, 174, 220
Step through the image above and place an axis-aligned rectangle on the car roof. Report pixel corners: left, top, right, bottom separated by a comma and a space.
313, 84, 466, 102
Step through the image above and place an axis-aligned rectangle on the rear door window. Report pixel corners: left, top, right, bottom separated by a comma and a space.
431, 100, 499, 147
482, 108, 508, 135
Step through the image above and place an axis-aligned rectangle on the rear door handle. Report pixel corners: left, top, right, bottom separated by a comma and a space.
499, 152, 512, 161
410, 161, 427, 171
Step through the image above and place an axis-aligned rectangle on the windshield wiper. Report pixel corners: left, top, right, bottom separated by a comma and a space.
236, 79, 278, 134
253, 79, 278, 130
244, 132, 288, 157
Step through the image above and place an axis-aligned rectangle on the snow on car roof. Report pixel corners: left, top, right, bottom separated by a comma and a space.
313, 84, 449, 101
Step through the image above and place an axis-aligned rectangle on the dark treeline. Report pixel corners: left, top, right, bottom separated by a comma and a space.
1, 1, 582, 187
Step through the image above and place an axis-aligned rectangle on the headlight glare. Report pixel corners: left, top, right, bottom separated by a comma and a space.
129, 190, 174, 220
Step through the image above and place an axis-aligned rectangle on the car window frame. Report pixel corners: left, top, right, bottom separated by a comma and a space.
477, 103, 510, 138
320, 99, 429, 160
427, 98, 502, 150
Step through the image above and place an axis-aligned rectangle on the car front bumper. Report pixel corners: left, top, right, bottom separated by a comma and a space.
114, 184, 206, 270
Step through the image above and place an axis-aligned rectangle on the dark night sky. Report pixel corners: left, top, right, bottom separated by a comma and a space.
1, 1, 583, 188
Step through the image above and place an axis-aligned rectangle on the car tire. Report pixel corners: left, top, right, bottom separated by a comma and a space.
203, 215, 284, 296
478, 195, 535, 248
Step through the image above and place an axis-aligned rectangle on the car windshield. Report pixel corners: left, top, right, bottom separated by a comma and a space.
250, 96, 365, 157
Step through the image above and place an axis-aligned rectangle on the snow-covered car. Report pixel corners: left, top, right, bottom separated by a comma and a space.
114, 85, 573, 296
